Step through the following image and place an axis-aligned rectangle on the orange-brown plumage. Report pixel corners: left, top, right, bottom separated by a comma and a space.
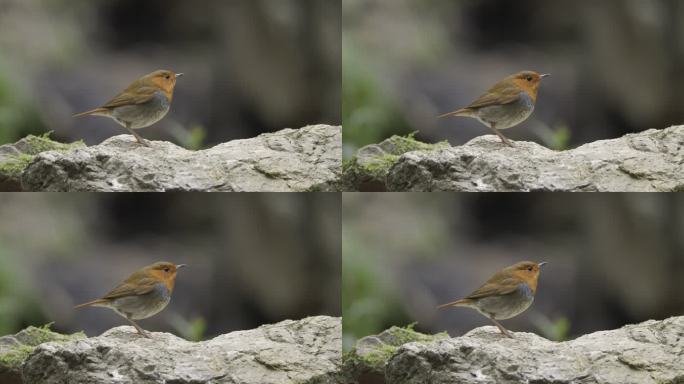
438, 261, 547, 338
75, 261, 185, 337
74, 70, 183, 146
439, 71, 549, 147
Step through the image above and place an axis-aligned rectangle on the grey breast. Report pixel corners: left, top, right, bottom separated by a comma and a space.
476, 283, 535, 320
478, 91, 534, 129
112, 91, 171, 129
111, 282, 171, 320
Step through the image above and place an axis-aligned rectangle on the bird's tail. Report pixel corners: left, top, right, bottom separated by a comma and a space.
73, 108, 110, 118
74, 299, 109, 309
437, 298, 471, 309
437, 108, 471, 119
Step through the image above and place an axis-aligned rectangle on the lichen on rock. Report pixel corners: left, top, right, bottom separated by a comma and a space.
342, 133, 449, 191
0, 133, 85, 191
0, 324, 85, 384
343, 324, 448, 383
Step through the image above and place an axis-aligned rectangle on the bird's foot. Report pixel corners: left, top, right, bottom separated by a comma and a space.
135, 137, 151, 147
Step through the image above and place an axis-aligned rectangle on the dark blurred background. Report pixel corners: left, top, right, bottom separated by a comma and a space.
342, 193, 684, 350
343, 0, 684, 157
0, 193, 340, 340
0, 0, 341, 149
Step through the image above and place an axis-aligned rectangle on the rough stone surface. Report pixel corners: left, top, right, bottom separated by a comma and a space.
22, 316, 341, 384
0, 325, 85, 384
0, 135, 85, 191
346, 316, 684, 384
21, 125, 341, 192
346, 126, 684, 192
343, 326, 448, 384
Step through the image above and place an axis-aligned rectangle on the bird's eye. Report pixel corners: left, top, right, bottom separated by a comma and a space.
164, 267, 170, 272
526, 76, 533, 82
527, 267, 533, 271
164, 75, 170, 79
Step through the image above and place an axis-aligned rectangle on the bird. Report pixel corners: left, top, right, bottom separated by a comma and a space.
74, 261, 186, 338
439, 70, 549, 147
438, 261, 547, 338
73, 70, 183, 147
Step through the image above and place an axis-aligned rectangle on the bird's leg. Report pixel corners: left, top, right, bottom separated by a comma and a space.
487, 123, 513, 147
125, 317, 151, 338
124, 124, 150, 147
488, 317, 514, 338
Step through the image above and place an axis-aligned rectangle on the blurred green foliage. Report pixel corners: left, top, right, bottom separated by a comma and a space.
532, 313, 572, 342
168, 124, 208, 151
0, 249, 48, 336
0, 61, 46, 144
342, 228, 412, 352
533, 122, 572, 151
169, 314, 207, 342
342, 42, 412, 159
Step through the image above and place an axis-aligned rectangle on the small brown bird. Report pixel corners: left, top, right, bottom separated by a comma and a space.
74, 70, 183, 147
438, 261, 547, 338
75, 261, 185, 338
439, 71, 549, 147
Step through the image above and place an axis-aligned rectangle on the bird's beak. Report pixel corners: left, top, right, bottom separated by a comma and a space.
540, 74, 550, 78
175, 73, 184, 78
176, 264, 187, 269
538, 262, 548, 267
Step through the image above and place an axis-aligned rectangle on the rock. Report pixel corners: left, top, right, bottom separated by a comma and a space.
0, 325, 85, 384
345, 316, 684, 384
345, 126, 684, 192
0, 134, 85, 191
343, 325, 448, 384
20, 124, 341, 192
341, 134, 449, 191
22, 316, 341, 384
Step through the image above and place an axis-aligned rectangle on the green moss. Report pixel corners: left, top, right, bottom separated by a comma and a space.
0, 132, 84, 179
19, 132, 85, 155
0, 153, 34, 179
0, 345, 35, 368
345, 323, 449, 373
358, 154, 400, 180
346, 132, 450, 185
0, 323, 86, 370
384, 132, 449, 155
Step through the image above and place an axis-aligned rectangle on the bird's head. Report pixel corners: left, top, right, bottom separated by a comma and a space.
145, 70, 183, 100
509, 71, 549, 100
506, 261, 547, 292
145, 261, 186, 291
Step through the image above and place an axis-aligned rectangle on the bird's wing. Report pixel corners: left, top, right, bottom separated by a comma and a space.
464, 83, 522, 110
100, 86, 159, 109
464, 277, 523, 300
101, 277, 158, 300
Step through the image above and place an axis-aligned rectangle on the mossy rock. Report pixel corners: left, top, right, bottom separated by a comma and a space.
342, 133, 449, 191
0, 133, 84, 191
0, 324, 85, 383
343, 324, 448, 382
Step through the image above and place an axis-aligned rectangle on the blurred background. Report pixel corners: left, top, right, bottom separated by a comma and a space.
343, 0, 684, 157
0, 193, 340, 340
0, 0, 340, 149
342, 193, 684, 350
